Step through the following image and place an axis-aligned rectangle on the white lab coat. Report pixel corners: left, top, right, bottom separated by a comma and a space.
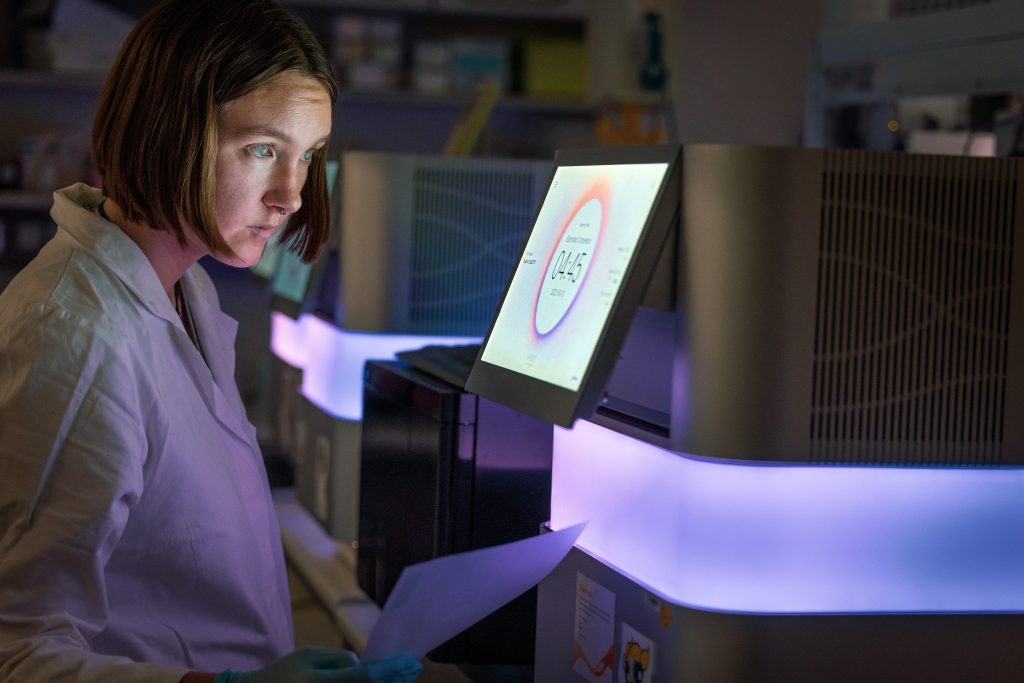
0, 184, 293, 682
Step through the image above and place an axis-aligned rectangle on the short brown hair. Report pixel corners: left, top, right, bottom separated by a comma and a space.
92, 0, 337, 263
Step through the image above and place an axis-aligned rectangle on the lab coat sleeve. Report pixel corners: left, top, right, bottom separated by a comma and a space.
0, 303, 188, 683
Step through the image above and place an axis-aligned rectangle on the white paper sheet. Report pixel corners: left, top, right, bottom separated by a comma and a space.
362, 523, 586, 661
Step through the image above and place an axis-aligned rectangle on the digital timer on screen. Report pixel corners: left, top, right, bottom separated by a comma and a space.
480, 162, 670, 391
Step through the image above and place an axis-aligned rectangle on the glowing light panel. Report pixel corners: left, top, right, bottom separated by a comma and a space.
300, 315, 479, 421
551, 419, 1024, 614
270, 311, 309, 369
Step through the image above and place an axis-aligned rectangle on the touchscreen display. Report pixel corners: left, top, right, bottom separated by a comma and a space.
271, 249, 312, 304
269, 160, 339, 305
479, 162, 670, 391
251, 234, 283, 278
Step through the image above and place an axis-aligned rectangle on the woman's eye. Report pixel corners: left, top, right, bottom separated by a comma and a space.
301, 149, 314, 162
250, 143, 272, 158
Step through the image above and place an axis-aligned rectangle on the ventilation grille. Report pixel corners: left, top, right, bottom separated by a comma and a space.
409, 167, 538, 335
810, 150, 1018, 464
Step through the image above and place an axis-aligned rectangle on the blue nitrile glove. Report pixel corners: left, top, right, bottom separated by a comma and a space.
214, 646, 422, 683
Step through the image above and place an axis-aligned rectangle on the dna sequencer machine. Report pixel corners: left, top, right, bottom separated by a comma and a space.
292, 151, 550, 542
465, 143, 1024, 682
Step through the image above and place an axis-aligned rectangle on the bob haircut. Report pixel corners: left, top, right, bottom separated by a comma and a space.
92, 0, 337, 264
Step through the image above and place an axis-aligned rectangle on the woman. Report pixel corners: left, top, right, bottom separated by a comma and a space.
0, 1, 420, 682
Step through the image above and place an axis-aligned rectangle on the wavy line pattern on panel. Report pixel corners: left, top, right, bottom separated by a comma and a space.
407, 168, 539, 332
809, 149, 1018, 465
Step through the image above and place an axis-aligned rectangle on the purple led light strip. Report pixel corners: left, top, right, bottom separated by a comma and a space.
551, 419, 1024, 614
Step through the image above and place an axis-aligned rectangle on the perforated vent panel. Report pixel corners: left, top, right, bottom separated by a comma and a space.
811, 150, 1018, 464
409, 168, 538, 335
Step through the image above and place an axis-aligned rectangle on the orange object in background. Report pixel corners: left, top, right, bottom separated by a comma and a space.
596, 100, 669, 145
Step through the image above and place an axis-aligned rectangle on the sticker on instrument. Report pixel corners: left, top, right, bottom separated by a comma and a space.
572, 572, 615, 681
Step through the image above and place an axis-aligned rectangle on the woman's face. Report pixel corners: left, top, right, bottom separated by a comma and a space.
212, 71, 332, 267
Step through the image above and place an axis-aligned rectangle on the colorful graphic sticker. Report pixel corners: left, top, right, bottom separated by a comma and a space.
619, 622, 655, 683
573, 572, 616, 682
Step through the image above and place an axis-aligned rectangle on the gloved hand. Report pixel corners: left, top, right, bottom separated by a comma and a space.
214, 646, 422, 683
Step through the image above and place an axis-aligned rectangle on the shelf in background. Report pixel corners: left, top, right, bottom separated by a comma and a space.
0, 190, 53, 212
337, 88, 599, 115
283, 0, 587, 20
0, 69, 105, 92
0, 69, 597, 116
433, 0, 588, 19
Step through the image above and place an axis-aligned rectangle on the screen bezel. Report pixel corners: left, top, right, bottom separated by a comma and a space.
465, 144, 681, 428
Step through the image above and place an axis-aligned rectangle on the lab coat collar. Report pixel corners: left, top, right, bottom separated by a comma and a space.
50, 184, 256, 448
50, 183, 183, 326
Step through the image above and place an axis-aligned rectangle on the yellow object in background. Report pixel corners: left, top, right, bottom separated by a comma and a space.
521, 39, 588, 100
443, 81, 501, 156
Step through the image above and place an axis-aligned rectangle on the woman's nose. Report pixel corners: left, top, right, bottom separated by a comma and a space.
265, 166, 303, 216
